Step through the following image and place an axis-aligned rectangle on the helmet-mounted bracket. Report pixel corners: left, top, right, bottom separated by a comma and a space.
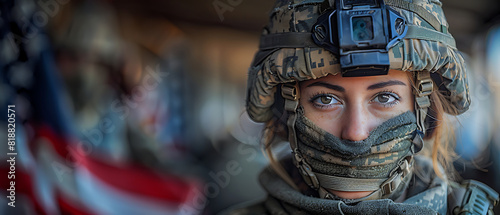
414, 71, 433, 144
312, 0, 408, 77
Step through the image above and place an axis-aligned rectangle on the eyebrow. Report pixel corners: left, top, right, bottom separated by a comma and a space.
367, 80, 407, 90
306, 82, 345, 92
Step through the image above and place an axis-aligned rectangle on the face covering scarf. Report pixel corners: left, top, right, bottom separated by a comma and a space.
256, 156, 447, 215
294, 109, 418, 201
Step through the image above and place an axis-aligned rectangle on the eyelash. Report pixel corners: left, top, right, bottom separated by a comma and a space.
309, 92, 342, 109
370, 90, 401, 108
308, 90, 401, 109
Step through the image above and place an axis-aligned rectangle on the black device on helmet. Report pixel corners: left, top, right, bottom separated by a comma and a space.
312, 0, 407, 77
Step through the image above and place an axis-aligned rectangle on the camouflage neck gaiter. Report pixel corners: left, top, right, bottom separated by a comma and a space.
295, 109, 418, 200
256, 155, 447, 214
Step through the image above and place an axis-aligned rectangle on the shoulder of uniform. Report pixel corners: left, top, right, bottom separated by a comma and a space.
448, 180, 499, 215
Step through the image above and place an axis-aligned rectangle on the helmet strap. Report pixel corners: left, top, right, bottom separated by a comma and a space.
411, 71, 433, 153
282, 82, 320, 189
414, 71, 433, 132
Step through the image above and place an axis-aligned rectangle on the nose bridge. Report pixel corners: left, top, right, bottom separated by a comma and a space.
341, 101, 370, 141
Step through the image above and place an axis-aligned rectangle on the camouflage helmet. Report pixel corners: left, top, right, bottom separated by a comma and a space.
246, 0, 470, 124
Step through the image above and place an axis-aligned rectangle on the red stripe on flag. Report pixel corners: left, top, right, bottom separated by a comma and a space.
56, 192, 96, 215
35, 124, 74, 158
72, 148, 201, 204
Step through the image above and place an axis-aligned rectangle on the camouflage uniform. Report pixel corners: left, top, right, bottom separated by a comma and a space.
235, 0, 498, 214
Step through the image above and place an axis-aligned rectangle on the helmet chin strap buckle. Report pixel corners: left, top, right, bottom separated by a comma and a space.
381, 157, 413, 196
294, 149, 320, 189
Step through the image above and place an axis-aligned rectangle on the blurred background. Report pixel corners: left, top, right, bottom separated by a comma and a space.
0, 0, 499, 214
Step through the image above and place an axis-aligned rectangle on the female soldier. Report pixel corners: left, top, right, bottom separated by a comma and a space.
229, 0, 499, 214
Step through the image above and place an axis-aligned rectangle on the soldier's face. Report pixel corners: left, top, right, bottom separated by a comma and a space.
299, 69, 414, 199
299, 69, 414, 142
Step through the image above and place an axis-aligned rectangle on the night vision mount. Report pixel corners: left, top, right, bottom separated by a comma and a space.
312, 0, 408, 77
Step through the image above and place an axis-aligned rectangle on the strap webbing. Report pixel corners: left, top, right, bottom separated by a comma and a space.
282, 82, 300, 150
285, 101, 299, 150
414, 71, 432, 133
384, 0, 445, 33
415, 106, 428, 135
259, 32, 317, 50
253, 33, 318, 66
405, 25, 456, 48
318, 157, 414, 200
282, 83, 320, 189
316, 173, 386, 191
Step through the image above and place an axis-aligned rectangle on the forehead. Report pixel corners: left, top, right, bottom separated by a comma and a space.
300, 69, 411, 87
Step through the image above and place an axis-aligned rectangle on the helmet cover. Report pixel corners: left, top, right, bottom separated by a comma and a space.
246, 0, 470, 122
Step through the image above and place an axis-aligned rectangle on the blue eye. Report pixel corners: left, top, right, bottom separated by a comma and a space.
310, 94, 341, 108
